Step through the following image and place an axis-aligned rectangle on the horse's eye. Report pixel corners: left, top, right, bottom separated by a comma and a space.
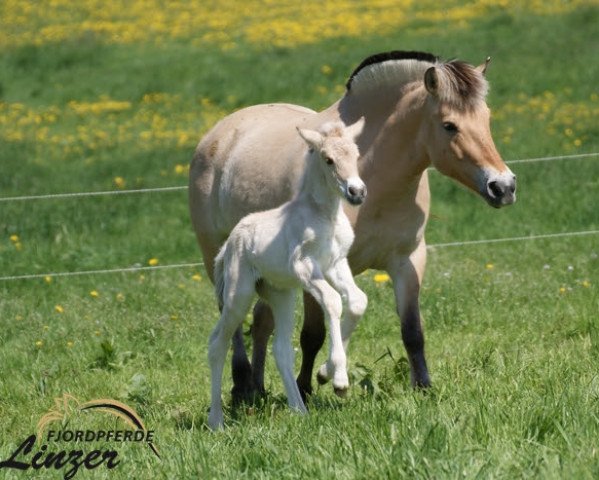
325, 156, 334, 166
443, 122, 458, 133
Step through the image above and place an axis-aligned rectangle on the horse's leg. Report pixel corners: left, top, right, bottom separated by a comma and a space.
389, 241, 431, 388
296, 291, 326, 401
208, 271, 256, 429
317, 260, 367, 391
230, 326, 256, 404
261, 287, 306, 413
301, 277, 347, 396
250, 300, 274, 396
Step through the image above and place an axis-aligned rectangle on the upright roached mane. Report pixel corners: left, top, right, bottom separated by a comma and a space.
346, 50, 489, 110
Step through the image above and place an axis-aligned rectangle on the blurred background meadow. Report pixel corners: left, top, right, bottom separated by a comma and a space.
0, 1, 598, 478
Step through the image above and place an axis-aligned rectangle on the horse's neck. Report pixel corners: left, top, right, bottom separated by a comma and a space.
296, 154, 341, 220
340, 85, 430, 185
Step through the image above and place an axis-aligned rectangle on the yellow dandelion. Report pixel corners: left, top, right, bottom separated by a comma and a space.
35, 340, 43, 348
89, 290, 99, 298
192, 273, 202, 282
573, 139, 582, 147
148, 258, 159, 266
43, 325, 49, 331
321, 65, 333, 75
113, 176, 126, 189
44, 275, 53, 284
14, 242, 23, 251
170, 314, 179, 321
485, 263, 494, 270
67, 341, 74, 348
559, 287, 567, 294
9, 234, 19, 243
55, 305, 64, 313
15, 315, 23, 321
373, 273, 391, 283
581, 280, 591, 288
94, 330, 101, 336
116, 293, 125, 302
174, 164, 188, 175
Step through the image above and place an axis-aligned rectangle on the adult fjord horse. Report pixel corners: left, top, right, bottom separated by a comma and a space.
189, 50, 516, 401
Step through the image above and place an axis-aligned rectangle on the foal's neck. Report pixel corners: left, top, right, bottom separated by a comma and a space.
297, 153, 341, 219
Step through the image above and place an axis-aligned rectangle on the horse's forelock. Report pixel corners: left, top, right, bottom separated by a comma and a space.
436, 61, 489, 110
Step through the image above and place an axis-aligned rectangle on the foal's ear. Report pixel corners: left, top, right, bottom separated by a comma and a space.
424, 66, 439, 96
297, 127, 323, 150
346, 116, 365, 140
476, 56, 491, 76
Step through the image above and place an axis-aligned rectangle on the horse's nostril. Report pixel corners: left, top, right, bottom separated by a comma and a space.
487, 180, 504, 198
348, 185, 358, 196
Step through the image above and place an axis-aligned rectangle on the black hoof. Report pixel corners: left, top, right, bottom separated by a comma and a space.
231, 382, 265, 406
297, 381, 312, 404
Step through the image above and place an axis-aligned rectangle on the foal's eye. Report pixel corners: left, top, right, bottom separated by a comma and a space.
324, 156, 334, 166
442, 122, 459, 133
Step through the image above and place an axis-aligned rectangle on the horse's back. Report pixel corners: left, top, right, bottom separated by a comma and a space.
189, 103, 316, 274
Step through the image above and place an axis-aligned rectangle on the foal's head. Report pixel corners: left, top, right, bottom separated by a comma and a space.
421, 59, 516, 208
297, 118, 367, 205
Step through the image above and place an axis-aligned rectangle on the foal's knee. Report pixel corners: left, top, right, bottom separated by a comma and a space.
348, 288, 368, 318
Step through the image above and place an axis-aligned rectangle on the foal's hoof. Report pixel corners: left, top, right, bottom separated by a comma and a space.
333, 386, 349, 398
316, 371, 330, 386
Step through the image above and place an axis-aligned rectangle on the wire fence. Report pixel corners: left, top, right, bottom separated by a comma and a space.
0, 151, 597, 203
1, 150, 597, 282
1, 229, 597, 282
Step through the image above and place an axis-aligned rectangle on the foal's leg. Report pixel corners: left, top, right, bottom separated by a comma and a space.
261, 287, 306, 413
317, 260, 367, 390
301, 277, 347, 395
296, 291, 326, 400
208, 271, 256, 429
388, 241, 431, 388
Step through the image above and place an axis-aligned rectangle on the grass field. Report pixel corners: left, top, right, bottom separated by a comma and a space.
1, 1, 598, 478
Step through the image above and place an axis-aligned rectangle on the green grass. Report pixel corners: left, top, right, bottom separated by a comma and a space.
1, 4, 598, 479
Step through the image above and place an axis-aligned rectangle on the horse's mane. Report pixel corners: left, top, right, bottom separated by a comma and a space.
346, 50, 488, 110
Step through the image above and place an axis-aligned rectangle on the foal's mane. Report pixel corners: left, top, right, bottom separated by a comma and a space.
346, 50, 488, 109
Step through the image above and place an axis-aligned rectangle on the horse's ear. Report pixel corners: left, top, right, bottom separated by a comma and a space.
476, 56, 491, 76
424, 67, 439, 96
297, 127, 323, 150
346, 116, 365, 140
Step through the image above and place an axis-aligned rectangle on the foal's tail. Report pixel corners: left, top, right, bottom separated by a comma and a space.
213, 244, 227, 311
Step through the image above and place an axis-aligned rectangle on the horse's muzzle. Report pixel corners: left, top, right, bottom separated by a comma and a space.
484, 172, 516, 208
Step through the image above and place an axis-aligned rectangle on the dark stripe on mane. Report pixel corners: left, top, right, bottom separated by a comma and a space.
346, 50, 438, 90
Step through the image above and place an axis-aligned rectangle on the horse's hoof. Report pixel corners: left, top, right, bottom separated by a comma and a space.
231, 384, 265, 406
333, 386, 349, 398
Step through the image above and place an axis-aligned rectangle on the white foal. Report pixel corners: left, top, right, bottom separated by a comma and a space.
207, 118, 368, 430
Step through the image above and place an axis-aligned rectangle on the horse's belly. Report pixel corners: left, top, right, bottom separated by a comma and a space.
215, 105, 316, 234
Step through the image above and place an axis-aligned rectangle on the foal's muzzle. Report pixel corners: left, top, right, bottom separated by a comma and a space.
484, 172, 516, 208
344, 177, 367, 205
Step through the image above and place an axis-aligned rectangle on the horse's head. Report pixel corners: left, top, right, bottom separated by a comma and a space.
297, 118, 367, 205
421, 59, 516, 208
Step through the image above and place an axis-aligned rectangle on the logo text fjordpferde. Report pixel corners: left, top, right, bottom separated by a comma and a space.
0, 395, 159, 480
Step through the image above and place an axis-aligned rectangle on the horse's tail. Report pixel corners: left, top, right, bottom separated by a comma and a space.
213, 244, 227, 311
